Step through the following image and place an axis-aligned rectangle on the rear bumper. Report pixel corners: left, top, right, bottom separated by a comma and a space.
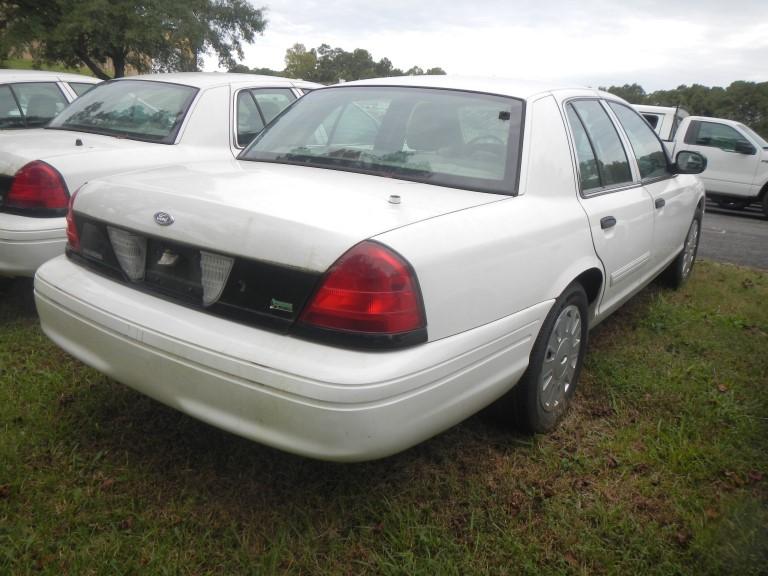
0, 213, 65, 277
35, 256, 550, 461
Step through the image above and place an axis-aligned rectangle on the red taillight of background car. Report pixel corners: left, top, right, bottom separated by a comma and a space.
4, 161, 69, 214
299, 241, 426, 335
65, 189, 80, 252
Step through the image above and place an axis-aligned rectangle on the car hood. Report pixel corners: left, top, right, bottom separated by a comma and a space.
75, 160, 506, 271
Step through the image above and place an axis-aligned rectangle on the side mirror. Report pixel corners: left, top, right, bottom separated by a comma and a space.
675, 151, 707, 175
734, 140, 756, 155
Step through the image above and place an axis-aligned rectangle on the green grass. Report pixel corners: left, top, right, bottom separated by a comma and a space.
1, 58, 95, 76
1, 260, 766, 575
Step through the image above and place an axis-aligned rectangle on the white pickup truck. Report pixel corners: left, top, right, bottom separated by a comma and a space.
634, 104, 768, 216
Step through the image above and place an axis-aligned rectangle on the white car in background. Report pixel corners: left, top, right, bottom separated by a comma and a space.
0, 72, 319, 279
35, 76, 706, 461
0, 69, 100, 131
632, 104, 689, 142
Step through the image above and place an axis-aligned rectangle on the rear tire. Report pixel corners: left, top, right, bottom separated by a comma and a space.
661, 216, 701, 289
508, 282, 589, 433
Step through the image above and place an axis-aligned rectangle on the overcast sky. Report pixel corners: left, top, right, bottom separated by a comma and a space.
206, 0, 767, 91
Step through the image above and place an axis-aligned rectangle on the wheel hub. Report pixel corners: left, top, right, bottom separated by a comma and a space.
540, 304, 582, 413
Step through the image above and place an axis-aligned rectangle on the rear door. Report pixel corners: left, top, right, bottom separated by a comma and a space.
607, 101, 699, 269
565, 99, 655, 317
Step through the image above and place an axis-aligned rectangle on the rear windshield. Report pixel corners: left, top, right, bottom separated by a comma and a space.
48, 79, 198, 144
239, 86, 524, 195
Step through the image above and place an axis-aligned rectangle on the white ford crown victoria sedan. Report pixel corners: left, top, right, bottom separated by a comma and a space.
0, 72, 319, 279
35, 76, 707, 461
0, 69, 100, 130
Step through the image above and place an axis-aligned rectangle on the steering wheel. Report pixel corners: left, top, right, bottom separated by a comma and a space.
465, 134, 505, 158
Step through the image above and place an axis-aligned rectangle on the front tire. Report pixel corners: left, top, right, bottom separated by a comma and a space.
762, 193, 768, 219
661, 216, 701, 289
510, 283, 589, 433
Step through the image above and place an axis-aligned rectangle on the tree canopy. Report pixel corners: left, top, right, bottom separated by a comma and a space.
0, 0, 267, 79
603, 81, 768, 138
282, 43, 446, 84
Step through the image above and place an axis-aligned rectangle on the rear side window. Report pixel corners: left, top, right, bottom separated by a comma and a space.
0, 85, 24, 128
566, 106, 601, 191
609, 102, 671, 181
642, 114, 660, 129
236, 88, 297, 147
69, 82, 96, 97
3, 82, 68, 128
684, 120, 752, 152
567, 100, 632, 192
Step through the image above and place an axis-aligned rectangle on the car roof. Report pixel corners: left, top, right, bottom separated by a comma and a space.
0, 68, 100, 83
335, 75, 603, 100
116, 72, 322, 89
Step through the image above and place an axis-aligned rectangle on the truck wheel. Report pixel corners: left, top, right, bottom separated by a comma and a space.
662, 216, 701, 289
509, 282, 589, 433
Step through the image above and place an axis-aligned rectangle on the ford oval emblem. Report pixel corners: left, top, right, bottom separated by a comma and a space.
154, 211, 174, 226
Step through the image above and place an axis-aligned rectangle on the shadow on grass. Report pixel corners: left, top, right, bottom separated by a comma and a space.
42, 364, 545, 541
0, 277, 37, 322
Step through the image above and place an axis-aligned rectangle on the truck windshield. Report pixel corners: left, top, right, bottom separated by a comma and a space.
47, 80, 197, 144
239, 86, 524, 195
738, 124, 768, 149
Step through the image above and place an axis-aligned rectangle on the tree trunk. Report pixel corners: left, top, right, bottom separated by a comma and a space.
111, 50, 126, 78
74, 49, 112, 80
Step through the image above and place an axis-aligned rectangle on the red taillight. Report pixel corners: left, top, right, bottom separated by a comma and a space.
65, 189, 80, 251
299, 241, 425, 334
5, 161, 69, 212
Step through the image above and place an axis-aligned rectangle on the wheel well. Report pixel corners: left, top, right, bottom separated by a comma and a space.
760, 181, 768, 200
574, 268, 603, 304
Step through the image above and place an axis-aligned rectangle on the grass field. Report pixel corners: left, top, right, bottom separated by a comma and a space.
1, 260, 766, 575
1, 58, 94, 76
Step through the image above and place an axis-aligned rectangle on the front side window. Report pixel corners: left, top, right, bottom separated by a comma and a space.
8, 82, 68, 127
609, 102, 671, 181
48, 80, 198, 144
240, 87, 524, 195
567, 100, 632, 191
0, 85, 24, 129
236, 88, 297, 147
684, 120, 752, 152
738, 123, 768, 149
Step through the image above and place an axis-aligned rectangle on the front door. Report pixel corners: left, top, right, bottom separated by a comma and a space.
681, 120, 760, 197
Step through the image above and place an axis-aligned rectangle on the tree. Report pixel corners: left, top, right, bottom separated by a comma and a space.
604, 81, 768, 139
600, 83, 646, 104
284, 43, 317, 80
0, 0, 267, 79
278, 43, 446, 84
